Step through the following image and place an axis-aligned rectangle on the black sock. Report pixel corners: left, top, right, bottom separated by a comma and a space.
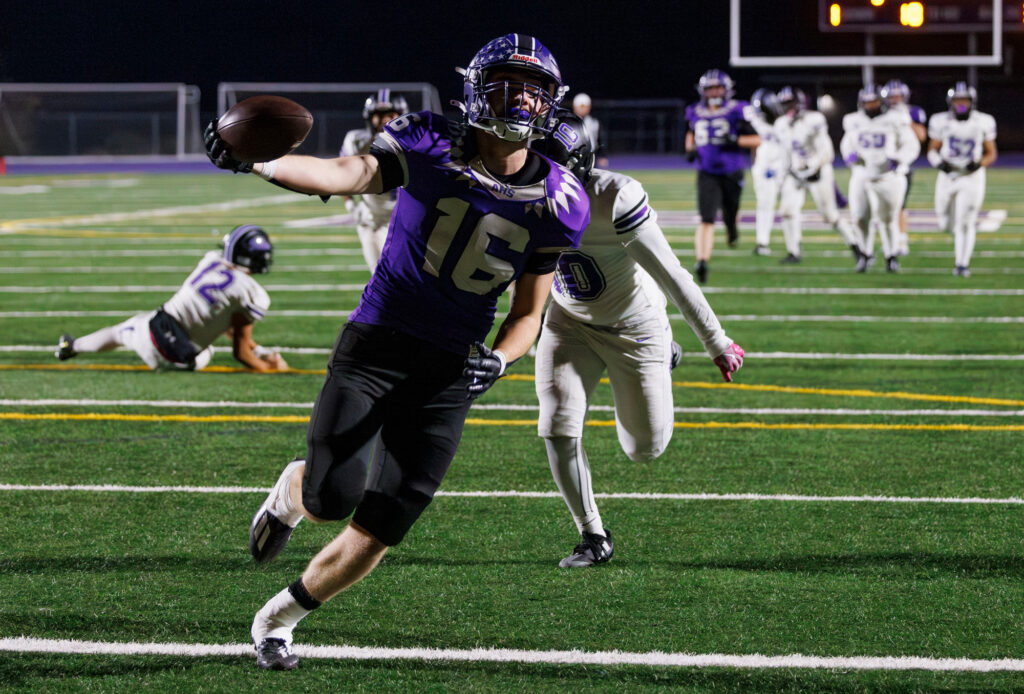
288, 578, 322, 611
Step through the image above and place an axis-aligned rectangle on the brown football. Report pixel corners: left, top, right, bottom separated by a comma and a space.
216, 95, 313, 163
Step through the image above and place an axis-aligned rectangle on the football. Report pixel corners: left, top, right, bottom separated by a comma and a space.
215, 95, 313, 163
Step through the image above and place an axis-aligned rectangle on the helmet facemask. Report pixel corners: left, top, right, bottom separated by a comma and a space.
464, 67, 563, 142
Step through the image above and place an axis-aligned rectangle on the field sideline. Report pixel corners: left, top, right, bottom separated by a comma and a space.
0, 168, 1021, 692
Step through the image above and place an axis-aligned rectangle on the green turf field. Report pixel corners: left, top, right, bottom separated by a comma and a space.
0, 167, 1021, 692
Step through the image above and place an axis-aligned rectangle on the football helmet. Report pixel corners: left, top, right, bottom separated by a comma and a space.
222, 224, 273, 274
880, 79, 910, 105
946, 81, 977, 120
697, 69, 734, 108
362, 89, 408, 130
858, 84, 885, 118
750, 88, 782, 123
532, 110, 596, 185
457, 33, 567, 142
776, 86, 808, 116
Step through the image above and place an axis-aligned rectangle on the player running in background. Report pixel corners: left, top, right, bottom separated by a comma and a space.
206, 33, 589, 670
840, 85, 921, 273
746, 88, 787, 256
55, 224, 286, 372
532, 112, 744, 568
774, 86, 864, 265
340, 90, 408, 273
927, 82, 998, 277
684, 69, 760, 283
880, 79, 927, 256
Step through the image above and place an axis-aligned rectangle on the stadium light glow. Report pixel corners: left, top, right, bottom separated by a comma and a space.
830, 3, 841, 25
870, 0, 885, 6
900, 2, 925, 26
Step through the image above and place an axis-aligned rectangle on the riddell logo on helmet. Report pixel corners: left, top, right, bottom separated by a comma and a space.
510, 53, 540, 65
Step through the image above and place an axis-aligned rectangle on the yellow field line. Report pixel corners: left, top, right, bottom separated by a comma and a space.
4, 363, 1023, 406
2, 412, 1022, 432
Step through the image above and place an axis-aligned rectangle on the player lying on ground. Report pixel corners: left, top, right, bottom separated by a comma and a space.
55, 224, 287, 372
532, 111, 744, 568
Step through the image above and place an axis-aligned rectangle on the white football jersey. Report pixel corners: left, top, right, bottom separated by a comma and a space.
773, 110, 833, 174
928, 110, 997, 176
840, 109, 921, 179
162, 251, 271, 350
550, 169, 731, 356
341, 127, 398, 223
744, 106, 788, 176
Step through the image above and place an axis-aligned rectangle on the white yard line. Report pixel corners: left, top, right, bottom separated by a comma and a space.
0, 484, 1020, 505
2, 399, 1023, 418
0, 637, 1021, 672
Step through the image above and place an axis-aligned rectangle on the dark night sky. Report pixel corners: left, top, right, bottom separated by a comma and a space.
3, 2, 1020, 116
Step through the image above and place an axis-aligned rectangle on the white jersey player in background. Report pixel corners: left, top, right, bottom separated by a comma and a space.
339, 90, 408, 273
880, 79, 927, 256
926, 82, 998, 277
55, 225, 287, 372
840, 84, 921, 273
532, 113, 744, 568
746, 88, 788, 256
774, 86, 864, 265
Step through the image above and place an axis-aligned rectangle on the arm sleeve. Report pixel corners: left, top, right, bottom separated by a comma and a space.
812, 116, 835, 165
895, 122, 922, 165
839, 115, 856, 161
368, 143, 406, 192
622, 219, 733, 357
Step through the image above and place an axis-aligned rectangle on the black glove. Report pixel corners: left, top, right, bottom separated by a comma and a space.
463, 341, 505, 399
203, 120, 253, 173
685, 150, 698, 163
804, 168, 821, 182
965, 161, 981, 173
937, 160, 954, 174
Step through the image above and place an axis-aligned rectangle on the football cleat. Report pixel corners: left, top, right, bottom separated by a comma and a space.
780, 253, 801, 264
560, 529, 614, 568
694, 260, 708, 285
953, 265, 971, 278
886, 256, 900, 273
855, 254, 874, 273
669, 341, 683, 370
250, 459, 304, 563
254, 638, 298, 671
55, 334, 77, 361
753, 244, 771, 256
726, 229, 739, 248
850, 245, 864, 262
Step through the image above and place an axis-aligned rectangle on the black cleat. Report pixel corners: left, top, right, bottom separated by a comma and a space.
694, 260, 708, 284
669, 341, 682, 370
953, 265, 971, 278
249, 459, 304, 563
885, 256, 900, 273
255, 638, 298, 670
855, 254, 874, 273
559, 529, 614, 568
780, 253, 801, 264
55, 334, 77, 361
726, 230, 739, 248
753, 244, 771, 256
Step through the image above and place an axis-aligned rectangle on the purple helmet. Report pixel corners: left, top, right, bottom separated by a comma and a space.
362, 89, 408, 128
222, 224, 273, 274
858, 84, 885, 118
947, 81, 977, 120
776, 86, 808, 116
880, 79, 910, 105
532, 110, 596, 185
697, 69, 734, 107
457, 33, 567, 142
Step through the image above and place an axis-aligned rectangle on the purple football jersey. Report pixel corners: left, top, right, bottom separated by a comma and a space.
686, 99, 752, 175
908, 104, 927, 126
349, 111, 590, 354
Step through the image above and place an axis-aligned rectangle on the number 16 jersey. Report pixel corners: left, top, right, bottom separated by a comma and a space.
352, 111, 590, 354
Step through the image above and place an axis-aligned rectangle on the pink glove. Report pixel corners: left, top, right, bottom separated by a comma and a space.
713, 343, 745, 382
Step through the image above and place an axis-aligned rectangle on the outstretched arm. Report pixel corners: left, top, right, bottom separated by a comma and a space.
229, 314, 288, 372
251, 155, 383, 197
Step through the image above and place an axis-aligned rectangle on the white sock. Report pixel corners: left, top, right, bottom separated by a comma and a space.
545, 437, 604, 536
251, 586, 313, 644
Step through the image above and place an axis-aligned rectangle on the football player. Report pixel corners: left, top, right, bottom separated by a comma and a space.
340, 90, 408, 273
880, 79, 927, 256
532, 112, 744, 568
684, 69, 761, 283
746, 88, 788, 256
571, 92, 601, 154
205, 34, 590, 671
926, 82, 998, 277
840, 85, 921, 272
54, 224, 286, 372
774, 86, 864, 265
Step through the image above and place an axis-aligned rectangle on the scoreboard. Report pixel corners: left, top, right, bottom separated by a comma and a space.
819, 0, 1023, 32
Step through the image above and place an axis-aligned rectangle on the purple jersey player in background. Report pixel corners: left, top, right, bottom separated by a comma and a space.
881, 78, 927, 256
684, 69, 761, 284
205, 33, 589, 670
